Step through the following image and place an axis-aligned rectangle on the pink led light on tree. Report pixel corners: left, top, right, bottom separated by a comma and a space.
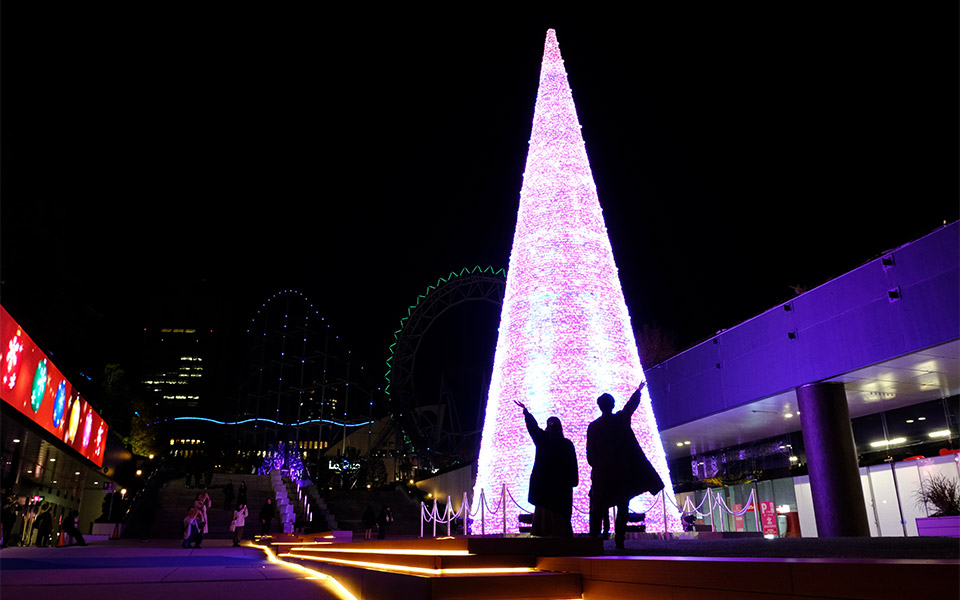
472, 29, 679, 533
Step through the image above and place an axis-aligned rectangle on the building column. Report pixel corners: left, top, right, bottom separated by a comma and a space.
796, 382, 870, 537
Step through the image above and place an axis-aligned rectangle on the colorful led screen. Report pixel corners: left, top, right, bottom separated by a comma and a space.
1, 305, 108, 467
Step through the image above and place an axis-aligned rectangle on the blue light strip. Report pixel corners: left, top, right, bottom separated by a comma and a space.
162, 416, 374, 428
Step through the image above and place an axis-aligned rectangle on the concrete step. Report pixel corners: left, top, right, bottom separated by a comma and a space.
538, 554, 960, 600
151, 474, 276, 538
269, 536, 598, 600
261, 535, 960, 600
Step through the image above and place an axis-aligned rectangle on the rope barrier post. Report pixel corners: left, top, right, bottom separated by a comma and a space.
717, 491, 725, 532
432, 498, 438, 538
481, 490, 485, 535
420, 503, 424, 539
752, 489, 760, 533
708, 490, 715, 532
447, 496, 453, 537
502, 483, 507, 537
662, 490, 668, 534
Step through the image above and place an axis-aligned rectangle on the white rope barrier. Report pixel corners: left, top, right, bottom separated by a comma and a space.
505, 486, 533, 513
418, 485, 767, 537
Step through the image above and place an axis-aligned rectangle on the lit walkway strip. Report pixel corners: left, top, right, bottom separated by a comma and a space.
248, 542, 358, 600
281, 552, 535, 576
289, 546, 471, 556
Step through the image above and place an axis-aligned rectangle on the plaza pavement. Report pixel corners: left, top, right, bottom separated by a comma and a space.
0, 537, 351, 600
2, 534, 956, 600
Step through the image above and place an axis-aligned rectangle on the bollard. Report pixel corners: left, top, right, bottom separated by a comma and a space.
446, 496, 452, 537
481, 490, 485, 535
707, 488, 717, 531
501, 483, 507, 536
662, 490, 668, 533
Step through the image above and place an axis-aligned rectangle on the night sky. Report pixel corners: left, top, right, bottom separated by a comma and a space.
2, 8, 957, 411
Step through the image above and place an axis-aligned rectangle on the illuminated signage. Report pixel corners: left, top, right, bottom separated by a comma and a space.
1, 306, 108, 467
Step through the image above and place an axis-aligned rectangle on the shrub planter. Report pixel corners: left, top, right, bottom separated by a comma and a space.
916, 515, 960, 537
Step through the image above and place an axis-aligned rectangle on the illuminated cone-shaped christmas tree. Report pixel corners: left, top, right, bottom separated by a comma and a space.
472, 29, 679, 533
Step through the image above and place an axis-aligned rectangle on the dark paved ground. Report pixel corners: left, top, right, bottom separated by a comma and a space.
0, 538, 347, 600
2, 534, 956, 600
606, 535, 960, 559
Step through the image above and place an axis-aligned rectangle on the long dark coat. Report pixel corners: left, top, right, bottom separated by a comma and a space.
586, 388, 664, 509
523, 409, 578, 512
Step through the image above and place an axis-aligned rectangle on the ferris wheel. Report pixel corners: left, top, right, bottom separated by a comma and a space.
385, 266, 506, 473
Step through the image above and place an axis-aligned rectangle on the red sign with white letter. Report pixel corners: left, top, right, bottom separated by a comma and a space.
760, 501, 778, 536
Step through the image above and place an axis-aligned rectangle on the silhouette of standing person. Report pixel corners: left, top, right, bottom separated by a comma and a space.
515, 400, 578, 537
34, 503, 53, 547
587, 381, 664, 549
237, 481, 248, 507
376, 505, 393, 539
223, 480, 234, 511
258, 498, 275, 536
362, 505, 376, 540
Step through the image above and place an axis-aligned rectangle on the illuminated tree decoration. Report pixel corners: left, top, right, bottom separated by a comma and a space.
258, 441, 309, 482
472, 29, 679, 532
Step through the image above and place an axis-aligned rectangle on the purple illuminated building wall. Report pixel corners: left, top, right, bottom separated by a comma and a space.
472, 30, 679, 533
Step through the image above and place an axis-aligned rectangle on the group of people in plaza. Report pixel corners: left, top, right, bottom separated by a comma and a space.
361, 504, 395, 540
181, 480, 278, 548
182, 489, 212, 548
517, 381, 664, 549
1, 491, 86, 548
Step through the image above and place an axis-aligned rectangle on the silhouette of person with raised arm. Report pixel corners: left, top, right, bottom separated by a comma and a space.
587, 381, 664, 549
515, 399, 578, 537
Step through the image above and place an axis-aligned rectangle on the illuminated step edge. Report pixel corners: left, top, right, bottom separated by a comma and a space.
537, 555, 959, 600
281, 547, 537, 572
269, 535, 603, 556
279, 553, 583, 600
282, 551, 537, 577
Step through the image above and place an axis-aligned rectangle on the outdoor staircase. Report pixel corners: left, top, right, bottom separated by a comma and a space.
152, 473, 274, 539
323, 486, 422, 536
269, 470, 297, 533
271, 536, 598, 600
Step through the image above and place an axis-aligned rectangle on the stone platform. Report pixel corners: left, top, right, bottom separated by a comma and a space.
262, 534, 959, 600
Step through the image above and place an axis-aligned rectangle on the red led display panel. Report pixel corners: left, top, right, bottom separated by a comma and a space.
1, 306, 108, 467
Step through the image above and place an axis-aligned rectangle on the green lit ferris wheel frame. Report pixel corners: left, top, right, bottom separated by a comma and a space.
384, 266, 506, 461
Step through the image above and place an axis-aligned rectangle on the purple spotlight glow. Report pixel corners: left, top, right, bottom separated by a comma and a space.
472, 29, 679, 533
